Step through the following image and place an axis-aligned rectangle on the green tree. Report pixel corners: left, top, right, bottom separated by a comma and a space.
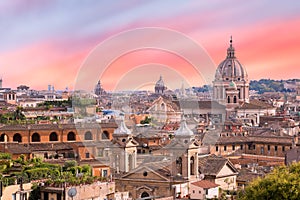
140, 116, 151, 124
14, 106, 25, 120
239, 163, 300, 200
29, 183, 41, 200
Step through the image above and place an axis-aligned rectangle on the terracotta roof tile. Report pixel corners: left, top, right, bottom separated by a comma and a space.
191, 180, 219, 189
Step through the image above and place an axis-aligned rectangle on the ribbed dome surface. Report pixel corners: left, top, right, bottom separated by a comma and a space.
155, 75, 165, 87
215, 38, 247, 81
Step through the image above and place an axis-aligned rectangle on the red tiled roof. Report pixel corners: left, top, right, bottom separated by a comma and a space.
191, 180, 219, 189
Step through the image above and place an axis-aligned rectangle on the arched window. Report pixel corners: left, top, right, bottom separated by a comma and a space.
67, 132, 76, 141
102, 131, 109, 140
176, 157, 182, 175
49, 132, 58, 141
13, 133, 22, 143
161, 103, 165, 110
84, 131, 93, 140
190, 156, 195, 175
32, 133, 40, 142
234, 96, 237, 103
141, 192, 150, 198
227, 96, 230, 103
0, 134, 8, 142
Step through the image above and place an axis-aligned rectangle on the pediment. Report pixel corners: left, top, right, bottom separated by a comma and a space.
216, 162, 238, 178
189, 140, 201, 148
121, 165, 170, 182
146, 96, 176, 113
125, 138, 139, 147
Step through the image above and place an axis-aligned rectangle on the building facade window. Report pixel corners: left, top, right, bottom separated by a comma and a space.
31, 133, 40, 142
232, 145, 235, 150
0, 134, 8, 142
141, 192, 150, 198
261, 147, 264, 155
240, 144, 243, 150
224, 145, 227, 151
49, 132, 58, 141
98, 148, 104, 157
275, 146, 278, 151
85, 152, 90, 158
67, 132, 76, 141
102, 169, 108, 177
101, 131, 109, 140
216, 146, 219, 151
13, 133, 22, 143
268, 145, 271, 151
282, 146, 285, 152
84, 131, 93, 140
176, 157, 182, 175
190, 156, 195, 175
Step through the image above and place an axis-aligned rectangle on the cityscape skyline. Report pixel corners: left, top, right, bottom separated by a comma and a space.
0, 1, 300, 91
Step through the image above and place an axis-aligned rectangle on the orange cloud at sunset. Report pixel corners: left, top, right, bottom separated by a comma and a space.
0, 40, 88, 90
100, 49, 212, 91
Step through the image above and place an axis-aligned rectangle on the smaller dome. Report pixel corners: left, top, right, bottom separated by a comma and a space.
114, 116, 131, 135
155, 75, 165, 87
174, 116, 193, 136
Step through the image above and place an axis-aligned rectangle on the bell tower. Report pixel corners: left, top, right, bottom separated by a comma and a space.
170, 115, 199, 180
112, 116, 138, 173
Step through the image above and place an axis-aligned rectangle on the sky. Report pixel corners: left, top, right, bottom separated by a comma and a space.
0, 0, 300, 91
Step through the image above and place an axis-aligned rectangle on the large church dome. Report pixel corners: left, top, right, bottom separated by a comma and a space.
213, 37, 250, 104
215, 38, 248, 81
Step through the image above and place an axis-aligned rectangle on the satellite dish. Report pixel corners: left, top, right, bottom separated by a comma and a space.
68, 188, 77, 197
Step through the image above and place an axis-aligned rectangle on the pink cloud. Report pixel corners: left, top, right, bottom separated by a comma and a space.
0, 39, 88, 90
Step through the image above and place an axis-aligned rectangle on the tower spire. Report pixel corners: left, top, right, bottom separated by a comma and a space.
227, 36, 235, 58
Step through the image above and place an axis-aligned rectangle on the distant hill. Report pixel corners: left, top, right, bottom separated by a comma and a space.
250, 79, 300, 94
192, 79, 299, 94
